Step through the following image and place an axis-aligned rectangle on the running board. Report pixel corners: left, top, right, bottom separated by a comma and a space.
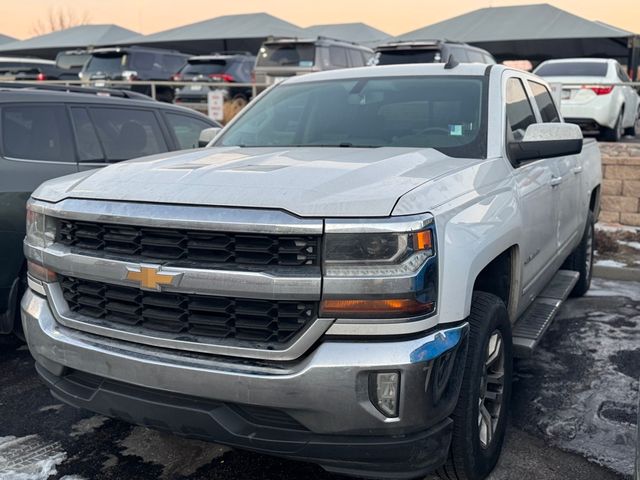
512, 270, 579, 358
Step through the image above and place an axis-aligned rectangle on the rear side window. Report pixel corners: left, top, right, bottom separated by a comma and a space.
70, 107, 103, 161
466, 50, 485, 63
528, 81, 560, 123
88, 108, 167, 161
505, 78, 536, 140
2, 105, 73, 161
535, 62, 608, 77
165, 113, 213, 149
329, 46, 349, 68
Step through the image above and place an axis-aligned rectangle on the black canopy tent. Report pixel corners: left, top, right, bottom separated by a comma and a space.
120, 13, 308, 55
397, 3, 640, 79
0, 25, 139, 59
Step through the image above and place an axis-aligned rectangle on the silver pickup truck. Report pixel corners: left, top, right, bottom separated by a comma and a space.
22, 63, 601, 480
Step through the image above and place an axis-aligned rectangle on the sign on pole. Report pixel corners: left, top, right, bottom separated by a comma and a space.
207, 90, 225, 122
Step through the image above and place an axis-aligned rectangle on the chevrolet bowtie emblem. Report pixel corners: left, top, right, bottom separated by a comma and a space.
125, 265, 182, 291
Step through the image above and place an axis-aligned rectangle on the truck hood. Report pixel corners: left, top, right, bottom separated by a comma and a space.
33, 147, 483, 217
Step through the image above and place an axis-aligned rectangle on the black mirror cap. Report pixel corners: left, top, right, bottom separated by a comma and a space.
509, 138, 583, 163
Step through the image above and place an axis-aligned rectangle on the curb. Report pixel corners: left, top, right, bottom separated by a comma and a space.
593, 265, 640, 282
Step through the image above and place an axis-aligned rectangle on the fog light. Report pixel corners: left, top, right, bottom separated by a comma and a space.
371, 372, 400, 418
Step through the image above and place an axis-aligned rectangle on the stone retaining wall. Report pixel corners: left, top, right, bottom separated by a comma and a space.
599, 142, 640, 226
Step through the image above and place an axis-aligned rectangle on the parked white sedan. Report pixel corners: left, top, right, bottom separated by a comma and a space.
535, 58, 639, 141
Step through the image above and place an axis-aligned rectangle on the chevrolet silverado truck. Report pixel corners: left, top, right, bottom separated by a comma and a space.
22, 63, 602, 480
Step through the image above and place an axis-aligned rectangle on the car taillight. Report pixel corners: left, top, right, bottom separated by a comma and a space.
36, 72, 46, 81
209, 73, 235, 83
582, 85, 613, 95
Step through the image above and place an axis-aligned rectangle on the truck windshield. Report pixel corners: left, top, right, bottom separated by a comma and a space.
256, 44, 315, 67
217, 76, 487, 158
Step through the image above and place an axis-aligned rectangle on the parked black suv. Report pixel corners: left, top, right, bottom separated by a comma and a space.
174, 52, 256, 121
80, 46, 189, 102
55, 49, 92, 80
0, 85, 220, 338
0, 57, 66, 81
374, 40, 496, 65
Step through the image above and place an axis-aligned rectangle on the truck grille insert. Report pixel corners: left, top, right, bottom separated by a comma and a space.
60, 276, 317, 344
57, 219, 320, 267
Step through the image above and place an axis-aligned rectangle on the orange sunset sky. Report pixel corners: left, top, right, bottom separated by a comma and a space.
1, 0, 639, 39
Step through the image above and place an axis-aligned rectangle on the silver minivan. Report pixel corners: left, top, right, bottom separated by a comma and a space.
254, 37, 374, 87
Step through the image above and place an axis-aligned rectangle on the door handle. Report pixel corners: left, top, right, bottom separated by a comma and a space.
571, 166, 583, 175
550, 176, 563, 187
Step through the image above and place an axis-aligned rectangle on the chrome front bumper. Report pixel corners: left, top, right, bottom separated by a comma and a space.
22, 288, 468, 436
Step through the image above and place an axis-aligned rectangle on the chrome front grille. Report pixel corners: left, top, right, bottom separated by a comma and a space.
60, 276, 318, 344
57, 219, 320, 267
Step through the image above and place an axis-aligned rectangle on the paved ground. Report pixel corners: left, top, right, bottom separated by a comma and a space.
0, 278, 637, 480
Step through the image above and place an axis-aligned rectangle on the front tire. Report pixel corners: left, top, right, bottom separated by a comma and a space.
562, 211, 594, 298
437, 292, 512, 480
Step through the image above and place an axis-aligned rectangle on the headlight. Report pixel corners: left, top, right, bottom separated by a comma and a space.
25, 202, 55, 249
321, 215, 437, 319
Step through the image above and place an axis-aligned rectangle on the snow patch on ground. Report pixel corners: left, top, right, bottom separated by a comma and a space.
119, 427, 230, 479
619, 240, 640, 250
70, 416, 109, 437
517, 290, 640, 476
38, 404, 64, 414
0, 435, 66, 480
594, 259, 626, 268
596, 223, 640, 234
587, 278, 640, 301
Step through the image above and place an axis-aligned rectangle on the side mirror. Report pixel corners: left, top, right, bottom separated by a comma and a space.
509, 123, 583, 163
198, 127, 222, 148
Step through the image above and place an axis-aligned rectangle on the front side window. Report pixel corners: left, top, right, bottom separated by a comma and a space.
217, 76, 487, 158
88, 108, 167, 161
527, 81, 560, 123
165, 113, 213, 149
2, 105, 73, 161
505, 77, 536, 140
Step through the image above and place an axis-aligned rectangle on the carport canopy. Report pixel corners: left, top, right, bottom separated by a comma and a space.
0, 34, 15, 46
304, 23, 391, 48
0, 24, 139, 59
121, 13, 308, 56
397, 3, 640, 78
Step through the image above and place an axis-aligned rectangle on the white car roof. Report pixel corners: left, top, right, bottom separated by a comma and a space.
0, 56, 55, 64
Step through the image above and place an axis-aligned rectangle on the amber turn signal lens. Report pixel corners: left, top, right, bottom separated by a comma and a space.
413, 230, 433, 251
320, 298, 435, 317
27, 261, 57, 283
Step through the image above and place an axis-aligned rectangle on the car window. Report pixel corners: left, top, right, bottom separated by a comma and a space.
535, 62, 608, 77
88, 107, 167, 161
165, 113, 213, 149
329, 46, 349, 68
448, 47, 469, 62
505, 78, 536, 140
257, 44, 315, 67
2, 104, 73, 161
617, 64, 631, 82
162, 54, 186, 74
527, 81, 560, 123
376, 49, 440, 65
130, 52, 155, 72
347, 49, 364, 67
466, 50, 485, 63
70, 107, 104, 161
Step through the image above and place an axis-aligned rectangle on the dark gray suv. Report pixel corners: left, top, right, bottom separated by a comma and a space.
375, 40, 496, 66
0, 85, 219, 338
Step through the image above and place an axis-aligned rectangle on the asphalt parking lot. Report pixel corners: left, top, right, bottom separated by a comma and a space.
0, 278, 638, 480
